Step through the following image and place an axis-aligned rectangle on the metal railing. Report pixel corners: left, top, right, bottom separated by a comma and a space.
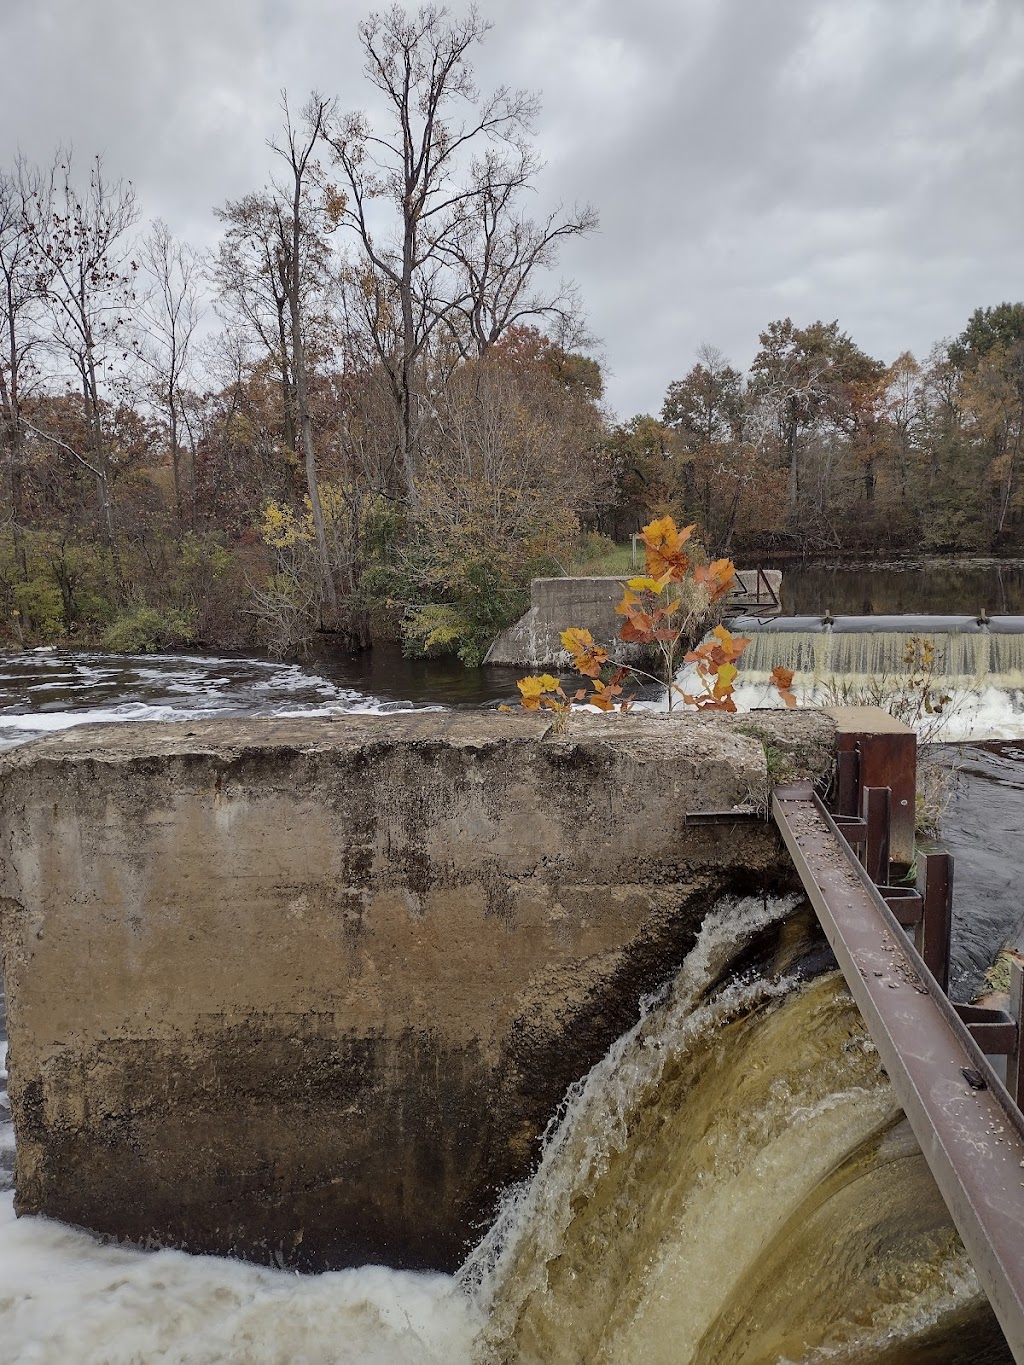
773, 758, 1024, 1360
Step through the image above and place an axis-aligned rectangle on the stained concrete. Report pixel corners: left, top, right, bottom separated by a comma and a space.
484, 577, 634, 667
0, 709, 834, 1271
484, 571, 784, 667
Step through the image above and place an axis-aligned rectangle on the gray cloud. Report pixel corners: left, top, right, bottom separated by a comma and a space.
3, 0, 1022, 416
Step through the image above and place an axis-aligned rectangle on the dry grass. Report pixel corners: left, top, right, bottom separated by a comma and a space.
915, 746, 961, 839
568, 541, 637, 577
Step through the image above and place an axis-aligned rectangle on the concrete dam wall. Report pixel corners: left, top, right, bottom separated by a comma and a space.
0, 710, 833, 1272
484, 570, 783, 667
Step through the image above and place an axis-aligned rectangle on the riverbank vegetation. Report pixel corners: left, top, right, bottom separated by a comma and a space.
2, 7, 1023, 661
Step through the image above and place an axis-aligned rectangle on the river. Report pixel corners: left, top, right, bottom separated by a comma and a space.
0, 562, 1022, 1362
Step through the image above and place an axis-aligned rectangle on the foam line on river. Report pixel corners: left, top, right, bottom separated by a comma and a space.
0, 650, 438, 749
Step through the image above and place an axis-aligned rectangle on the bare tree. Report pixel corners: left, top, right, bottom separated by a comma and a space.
211, 193, 298, 456
137, 219, 204, 530
211, 93, 340, 619
0, 156, 50, 574
323, 4, 539, 500
24, 152, 139, 547
268, 90, 339, 620
439, 159, 597, 358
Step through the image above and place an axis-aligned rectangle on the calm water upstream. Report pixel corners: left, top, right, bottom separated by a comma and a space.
773, 557, 1024, 618
0, 562, 1022, 1362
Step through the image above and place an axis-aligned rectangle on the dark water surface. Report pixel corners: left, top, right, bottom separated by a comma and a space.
940, 742, 1024, 999
775, 559, 1024, 618
0, 643, 523, 748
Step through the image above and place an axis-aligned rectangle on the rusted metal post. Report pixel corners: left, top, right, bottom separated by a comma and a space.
917, 850, 954, 994
836, 746, 860, 817
828, 708, 916, 870
862, 785, 891, 886
1009, 959, 1024, 1107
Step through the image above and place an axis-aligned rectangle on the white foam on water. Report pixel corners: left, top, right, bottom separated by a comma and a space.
649, 659, 1024, 742
0, 704, 215, 732
0, 1193, 483, 1365
725, 679, 1024, 742
0, 651, 434, 747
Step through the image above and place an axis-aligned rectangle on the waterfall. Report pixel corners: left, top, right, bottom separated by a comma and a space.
462, 899, 1009, 1365
698, 614, 1024, 739
735, 616, 1024, 689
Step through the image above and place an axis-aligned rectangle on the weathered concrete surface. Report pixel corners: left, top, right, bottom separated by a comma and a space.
0, 709, 834, 1271
484, 577, 632, 667
484, 570, 784, 666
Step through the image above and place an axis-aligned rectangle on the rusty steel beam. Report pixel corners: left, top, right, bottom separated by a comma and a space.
1011, 961, 1024, 1106
863, 785, 891, 885
879, 886, 924, 927
773, 783, 1024, 1362
834, 814, 867, 847
836, 746, 860, 817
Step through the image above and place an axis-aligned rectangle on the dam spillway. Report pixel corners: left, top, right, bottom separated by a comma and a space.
734, 614, 1024, 689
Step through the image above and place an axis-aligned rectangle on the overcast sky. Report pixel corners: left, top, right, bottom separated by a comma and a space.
2, 0, 1022, 418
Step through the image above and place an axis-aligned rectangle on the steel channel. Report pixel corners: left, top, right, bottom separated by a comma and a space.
773, 783, 1024, 1361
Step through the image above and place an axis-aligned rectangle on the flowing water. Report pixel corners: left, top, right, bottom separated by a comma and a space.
719, 615, 1024, 741
464, 901, 1008, 1365
0, 899, 1010, 1364
0, 564, 1022, 1363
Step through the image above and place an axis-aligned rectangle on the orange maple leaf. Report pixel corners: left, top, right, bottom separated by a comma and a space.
639, 516, 695, 581
693, 558, 737, 603
771, 665, 797, 708
561, 626, 609, 678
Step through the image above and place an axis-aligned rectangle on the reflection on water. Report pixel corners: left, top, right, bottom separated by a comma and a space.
776, 559, 1024, 617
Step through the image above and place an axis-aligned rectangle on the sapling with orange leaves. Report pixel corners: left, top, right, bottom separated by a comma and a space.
513, 515, 764, 719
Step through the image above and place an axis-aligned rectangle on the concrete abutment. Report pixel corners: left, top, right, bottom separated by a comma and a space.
0, 710, 834, 1271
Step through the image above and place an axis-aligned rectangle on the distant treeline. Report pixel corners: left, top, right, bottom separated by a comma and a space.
1, 6, 1022, 662
605, 308, 1024, 564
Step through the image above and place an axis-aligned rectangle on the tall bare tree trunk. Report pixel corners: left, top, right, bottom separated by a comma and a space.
278, 93, 338, 623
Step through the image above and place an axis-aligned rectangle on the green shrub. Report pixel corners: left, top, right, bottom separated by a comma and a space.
11, 576, 65, 639
101, 606, 197, 654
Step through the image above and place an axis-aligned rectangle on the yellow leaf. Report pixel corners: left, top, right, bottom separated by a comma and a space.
561, 626, 596, 653
517, 673, 561, 700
